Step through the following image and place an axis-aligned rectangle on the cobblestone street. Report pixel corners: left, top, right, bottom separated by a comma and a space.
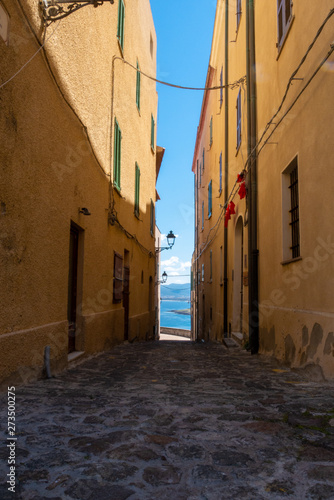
1, 339, 334, 500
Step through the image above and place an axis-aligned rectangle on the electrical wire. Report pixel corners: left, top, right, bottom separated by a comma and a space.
114, 56, 247, 92
0, 19, 62, 90
112, 214, 154, 258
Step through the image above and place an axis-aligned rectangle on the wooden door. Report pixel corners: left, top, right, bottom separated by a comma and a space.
123, 266, 130, 340
67, 225, 79, 353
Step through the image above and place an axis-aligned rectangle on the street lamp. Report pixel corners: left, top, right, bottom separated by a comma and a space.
157, 271, 168, 284
155, 230, 176, 253
40, 0, 114, 24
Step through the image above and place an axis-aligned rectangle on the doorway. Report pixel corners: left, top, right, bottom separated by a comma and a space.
67, 224, 79, 353
232, 217, 244, 333
123, 266, 130, 340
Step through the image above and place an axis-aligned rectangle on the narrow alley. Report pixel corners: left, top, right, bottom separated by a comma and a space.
1, 340, 334, 499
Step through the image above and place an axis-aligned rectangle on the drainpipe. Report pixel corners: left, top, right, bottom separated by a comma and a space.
246, 0, 259, 353
223, 0, 229, 338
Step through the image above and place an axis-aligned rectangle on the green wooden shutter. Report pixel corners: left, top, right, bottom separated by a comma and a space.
151, 114, 155, 151
210, 116, 213, 146
135, 163, 140, 216
150, 199, 154, 236
114, 118, 121, 190
117, 0, 125, 51
136, 61, 140, 111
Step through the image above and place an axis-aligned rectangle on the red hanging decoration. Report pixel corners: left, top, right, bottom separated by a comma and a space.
229, 201, 236, 215
237, 172, 244, 183
224, 204, 231, 227
238, 181, 246, 199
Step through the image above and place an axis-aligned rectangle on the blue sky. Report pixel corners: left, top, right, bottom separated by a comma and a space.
150, 0, 216, 285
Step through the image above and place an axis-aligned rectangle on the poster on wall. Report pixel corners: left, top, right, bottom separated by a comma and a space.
0, 2, 10, 46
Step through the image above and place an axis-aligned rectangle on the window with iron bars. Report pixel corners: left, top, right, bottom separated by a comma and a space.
289, 164, 300, 259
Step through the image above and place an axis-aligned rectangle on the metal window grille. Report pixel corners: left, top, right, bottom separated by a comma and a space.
289, 165, 300, 258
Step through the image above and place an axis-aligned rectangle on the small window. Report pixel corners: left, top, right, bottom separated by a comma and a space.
202, 201, 204, 231
208, 180, 212, 218
151, 114, 155, 151
202, 147, 205, 171
236, 89, 241, 150
191, 270, 194, 291
113, 252, 123, 303
209, 116, 213, 147
289, 164, 300, 259
220, 67, 223, 108
202, 264, 205, 282
117, 0, 125, 51
282, 156, 300, 261
236, 0, 242, 32
277, 0, 293, 50
219, 152, 222, 194
199, 161, 202, 186
114, 118, 121, 190
134, 163, 140, 217
136, 61, 141, 111
150, 199, 154, 236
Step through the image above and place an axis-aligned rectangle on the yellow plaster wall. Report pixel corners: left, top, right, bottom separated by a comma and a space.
255, 0, 334, 377
0, 0, 159, 384
193, 0, 334, 377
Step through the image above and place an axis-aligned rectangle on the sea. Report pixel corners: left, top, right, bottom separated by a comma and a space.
160, 299, 191, 330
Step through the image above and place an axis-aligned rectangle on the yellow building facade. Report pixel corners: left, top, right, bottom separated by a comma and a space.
192, 0, 334, 378
0, 0, 161, 385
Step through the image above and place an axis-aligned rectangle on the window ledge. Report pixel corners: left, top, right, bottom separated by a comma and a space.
281, 255, 302, 266
114, 185, 122, 196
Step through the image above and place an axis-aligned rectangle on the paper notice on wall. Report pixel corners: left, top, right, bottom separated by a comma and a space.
0, 2, 10, 46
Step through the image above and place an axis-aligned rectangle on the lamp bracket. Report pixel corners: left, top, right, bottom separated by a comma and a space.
40, 0, 114, 25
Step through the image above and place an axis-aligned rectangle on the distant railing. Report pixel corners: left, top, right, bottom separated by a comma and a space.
160, 327, 191, 339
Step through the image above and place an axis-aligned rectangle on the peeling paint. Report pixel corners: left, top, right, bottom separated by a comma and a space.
284, 334, 296, 364
306, 323, 323, 359
324, 332, 334, 356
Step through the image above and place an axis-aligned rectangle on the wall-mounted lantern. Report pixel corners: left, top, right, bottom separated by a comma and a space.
155, 230, 176, 253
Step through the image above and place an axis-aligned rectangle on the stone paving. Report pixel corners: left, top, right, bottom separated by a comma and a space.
1, 339, 334, 500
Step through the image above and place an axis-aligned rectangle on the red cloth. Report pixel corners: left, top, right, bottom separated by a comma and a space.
238, 181, 246, 199
237, 172, 244, 183
229, 201, 236, 215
